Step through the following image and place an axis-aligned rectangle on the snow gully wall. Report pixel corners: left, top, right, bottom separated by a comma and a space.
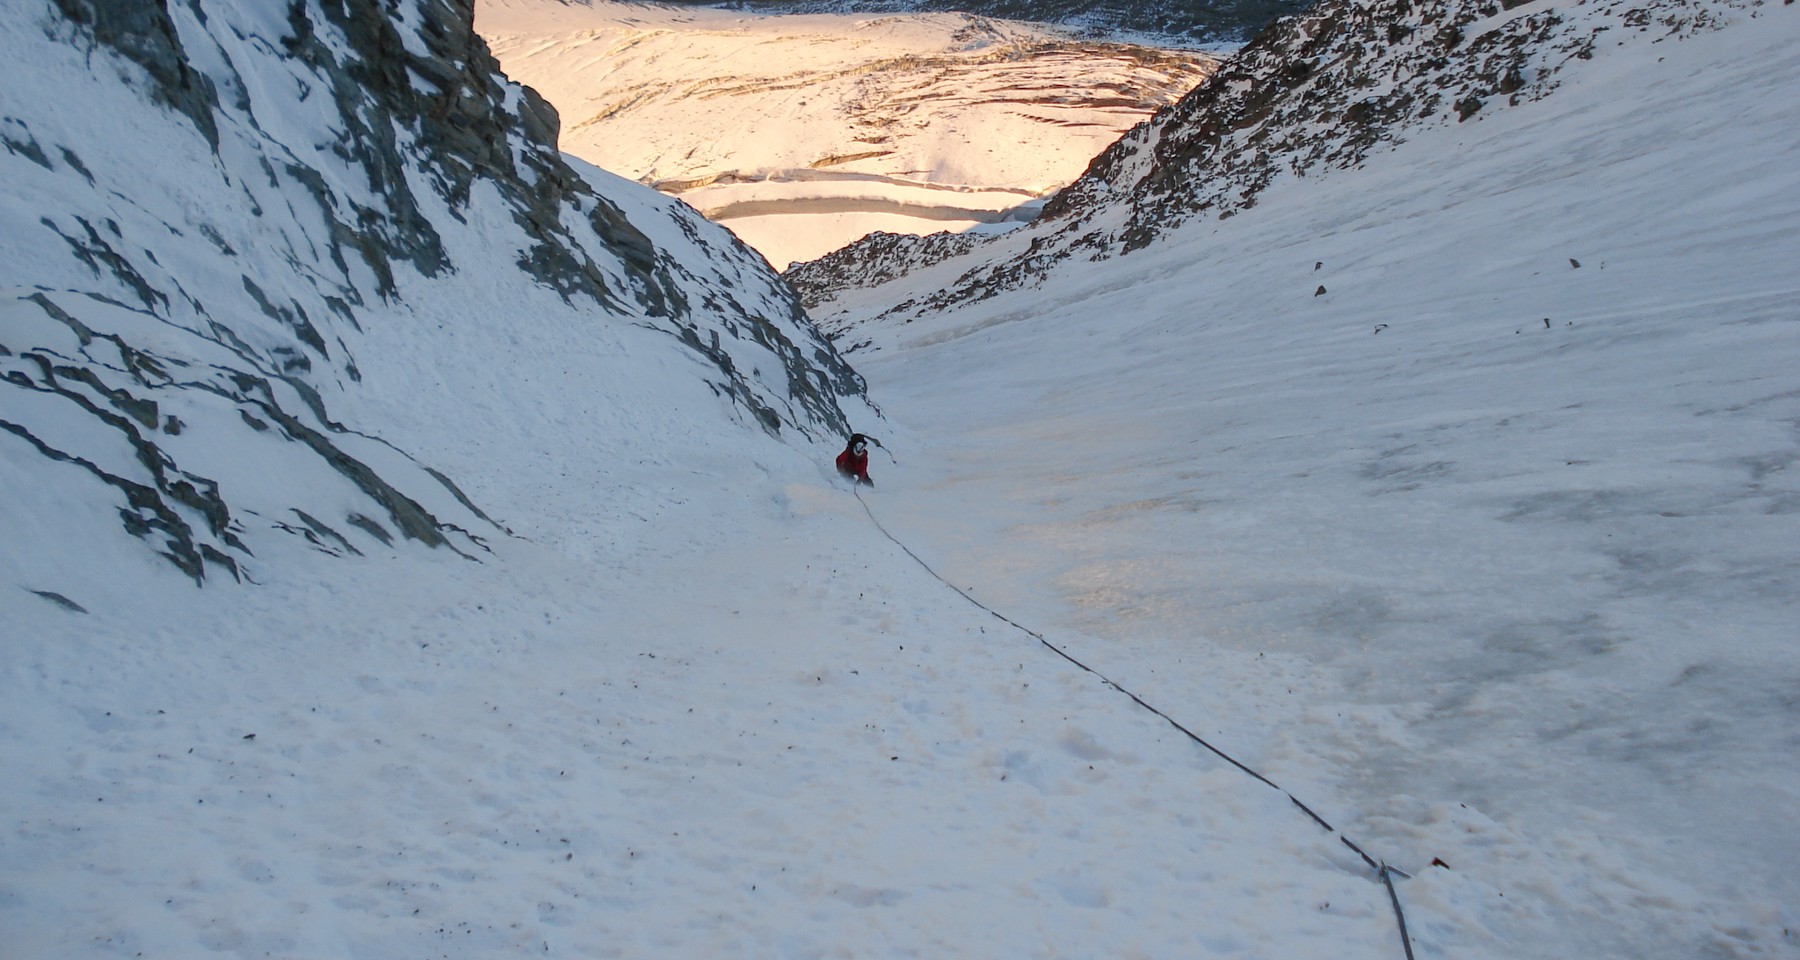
1, 0, 868, 586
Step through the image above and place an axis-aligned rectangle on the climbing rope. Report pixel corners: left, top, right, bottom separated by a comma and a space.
852, 487, 1418, 960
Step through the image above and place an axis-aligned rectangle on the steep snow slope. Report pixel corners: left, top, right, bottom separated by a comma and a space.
812, 1, 1800, 956
477, 0, 1215, 267
1, 0, 867, 602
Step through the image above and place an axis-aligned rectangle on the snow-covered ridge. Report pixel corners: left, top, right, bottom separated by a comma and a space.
1, 0, 869, 590
1048, 0, 1770, 243
795, 0, 1777, 320
477, 0, 1217, 267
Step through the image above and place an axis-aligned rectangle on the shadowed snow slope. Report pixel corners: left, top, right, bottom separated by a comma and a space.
1, 0, 868, 597
476, 0, 1216, 267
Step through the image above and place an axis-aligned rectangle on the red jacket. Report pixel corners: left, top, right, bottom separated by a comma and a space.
836, 449, 871, 484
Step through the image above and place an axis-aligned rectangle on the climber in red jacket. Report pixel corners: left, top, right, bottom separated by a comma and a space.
835, 433, 873, 487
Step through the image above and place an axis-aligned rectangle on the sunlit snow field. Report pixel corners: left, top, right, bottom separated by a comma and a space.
477, 0, 1216, 268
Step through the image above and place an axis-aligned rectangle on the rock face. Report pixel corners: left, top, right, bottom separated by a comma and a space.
795, 0, 1762, 325
786, 231, 983, 311
2, 0, 866, 584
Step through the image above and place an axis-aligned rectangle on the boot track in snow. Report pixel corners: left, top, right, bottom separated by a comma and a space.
852, 486, 1418, 960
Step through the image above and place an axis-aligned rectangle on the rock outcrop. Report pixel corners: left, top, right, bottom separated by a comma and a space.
2, 0, 867, 585
787, 231, 983, 311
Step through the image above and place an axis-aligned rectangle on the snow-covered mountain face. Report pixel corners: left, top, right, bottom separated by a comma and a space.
1043, 0, 1765, 245
1, 0, 869, 598
792, 0, 1774, 314
477, 0, 1217, 268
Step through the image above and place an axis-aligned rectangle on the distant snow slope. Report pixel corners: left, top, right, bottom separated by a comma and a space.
476, 0, 1215, 267
656, 0, 1311, 44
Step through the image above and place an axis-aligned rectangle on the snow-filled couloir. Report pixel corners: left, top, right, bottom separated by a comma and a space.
4, 0, 1797, 957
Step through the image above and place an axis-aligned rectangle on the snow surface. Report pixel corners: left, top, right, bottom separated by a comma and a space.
4, 3, 1798, 960
811, 5, 1800, 956
476, 0, 1214, 268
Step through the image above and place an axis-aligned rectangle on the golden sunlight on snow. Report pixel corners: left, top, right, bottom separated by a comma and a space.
476, 0, 1215, 268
